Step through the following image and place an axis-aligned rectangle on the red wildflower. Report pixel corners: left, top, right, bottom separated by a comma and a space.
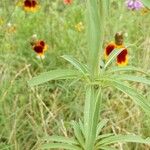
104, 32, 128, 66
23, 0, 39, 12
64, 0, 72, 5
32, 40, 48, 59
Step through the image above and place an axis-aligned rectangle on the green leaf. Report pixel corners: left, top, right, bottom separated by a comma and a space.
95, 134, 117, 150
96, 134, 114, 142
106, 66, 148, 75
98, 146, 118, 150
43, 135, 78, 145
108, 80, 150, 114
112, 75, 150, 85
97, 134, 150, 146
28, 69, 81, 87
62, 55, 88, 74
84, 86, 102, 150
42, 143, 82, 150
141, 0, 150, 8
79, 120, 86, 139
103, 48, 125, 70
72, 121, 85, 149
87, 0, 102, 77
96, 119, 108, 138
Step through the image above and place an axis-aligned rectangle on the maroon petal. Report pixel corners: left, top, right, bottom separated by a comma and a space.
39, 40, 45, 47
117, 49, 128, 65
105, 43, 115, 56
31, 0, 37, 7
33, 45, 44, 53
24, 0, 32, 7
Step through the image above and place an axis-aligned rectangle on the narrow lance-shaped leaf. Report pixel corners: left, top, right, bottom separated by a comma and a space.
106, 66, 148, 75
79, 120, 86, 139
111, 75, 150, 85
61, 55, 88, 74
43, 135, 78, 145
96, 134, 114, 142
97, 134, 150, 146
97, 146, 118, 150
42, 143, 82, 150
28, 69, 81, 87
96, 119, 108, 138
108, 79, 150, 114
72, 121, 85, 149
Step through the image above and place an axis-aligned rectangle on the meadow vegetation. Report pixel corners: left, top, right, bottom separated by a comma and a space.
0, 0, 150, 149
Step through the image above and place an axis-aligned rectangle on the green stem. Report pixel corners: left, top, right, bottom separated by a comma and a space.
84, 85, 102, 150
84, 0, 107, 149
86, 0, 101, 78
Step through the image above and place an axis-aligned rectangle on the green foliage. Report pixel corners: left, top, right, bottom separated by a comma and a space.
112, 75, 150, 85
109, 80, 150, 115
86, 0, 102, 77
1, 0, 150, 150
28, 0, 150, 149
106, 66, 148, 75
42, 143, 82, 150
62, 55, 89, 74
96, 119, 108, 138
142, 0, 150, 8
97, 135, 150, 146
28, 69, 82, 87
72, 121, 85, 149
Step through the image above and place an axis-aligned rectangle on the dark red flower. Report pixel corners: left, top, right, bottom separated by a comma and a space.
32, 40, 48, 58
24, 0, 32, 7
23, 0, 39, 12
64, 0, 72, 5
104, 33, 128, 66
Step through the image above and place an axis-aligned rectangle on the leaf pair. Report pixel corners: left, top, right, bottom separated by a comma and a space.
42, 119, 150, 150
28, 55, 88, 87
42, 121, 84, 150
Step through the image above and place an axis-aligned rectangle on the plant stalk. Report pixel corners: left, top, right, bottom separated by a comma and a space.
84, 86, 102, 150
84, 0, 107, 149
